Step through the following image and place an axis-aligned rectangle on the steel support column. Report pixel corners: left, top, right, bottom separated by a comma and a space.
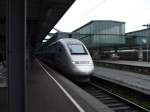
8, 0, 26, 112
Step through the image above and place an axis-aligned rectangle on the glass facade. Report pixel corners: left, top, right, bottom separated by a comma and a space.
72, 21, 125, 48
126, 29, 150, 45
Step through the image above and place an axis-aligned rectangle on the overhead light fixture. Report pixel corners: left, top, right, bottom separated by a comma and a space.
45, 35, 52, 40
42, 40, 47, 43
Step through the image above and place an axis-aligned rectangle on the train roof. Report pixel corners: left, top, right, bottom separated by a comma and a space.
48, 38, 83, 47
59, 38, 83, 44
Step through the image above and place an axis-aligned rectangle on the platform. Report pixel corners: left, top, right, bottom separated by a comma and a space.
93, 66, 150, 95
94, 60, 150, 75
27, 59, 113, 112
95, 60, 150, 67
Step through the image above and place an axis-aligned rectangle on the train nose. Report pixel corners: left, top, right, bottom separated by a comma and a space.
76, 65, 94, 75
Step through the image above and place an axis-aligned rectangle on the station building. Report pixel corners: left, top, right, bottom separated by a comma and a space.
125, 28, 150, 61
72, 20, 126, 59
126, 28, 150, 45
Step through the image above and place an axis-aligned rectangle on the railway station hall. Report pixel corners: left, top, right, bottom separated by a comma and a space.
0, 0, 150, 112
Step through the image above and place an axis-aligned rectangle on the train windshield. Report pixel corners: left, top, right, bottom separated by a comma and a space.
68, 44, 87, 55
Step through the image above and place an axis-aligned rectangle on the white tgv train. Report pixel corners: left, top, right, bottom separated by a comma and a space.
41, 38, 94, 82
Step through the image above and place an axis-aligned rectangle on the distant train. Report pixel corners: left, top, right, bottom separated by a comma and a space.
104, 49, 150, 61
39, 38, 94, 82
117, 50, 139, 60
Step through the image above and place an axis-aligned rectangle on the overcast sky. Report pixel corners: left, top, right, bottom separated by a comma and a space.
50, 0, 150, 33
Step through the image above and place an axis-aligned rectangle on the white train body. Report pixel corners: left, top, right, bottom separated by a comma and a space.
42, 38, 94, 81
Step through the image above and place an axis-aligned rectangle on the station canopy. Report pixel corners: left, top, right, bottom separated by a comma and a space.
27, 0, 75, 47
0, 0, 75, 48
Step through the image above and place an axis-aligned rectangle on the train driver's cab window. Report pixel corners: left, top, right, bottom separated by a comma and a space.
68, 44, 87, 55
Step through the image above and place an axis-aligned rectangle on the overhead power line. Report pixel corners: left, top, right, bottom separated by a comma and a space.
66, 0, 107, 30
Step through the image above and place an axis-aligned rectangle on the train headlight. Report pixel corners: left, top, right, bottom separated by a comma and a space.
72, 61, 76, 64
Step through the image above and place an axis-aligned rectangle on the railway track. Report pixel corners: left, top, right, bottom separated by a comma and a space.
79, 82, 150, 112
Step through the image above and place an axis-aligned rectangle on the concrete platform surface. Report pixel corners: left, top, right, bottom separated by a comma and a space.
27, 59, 113, 112
27, 60, 80, 112
93, 66, 150, 95
95, 60, 150, 67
